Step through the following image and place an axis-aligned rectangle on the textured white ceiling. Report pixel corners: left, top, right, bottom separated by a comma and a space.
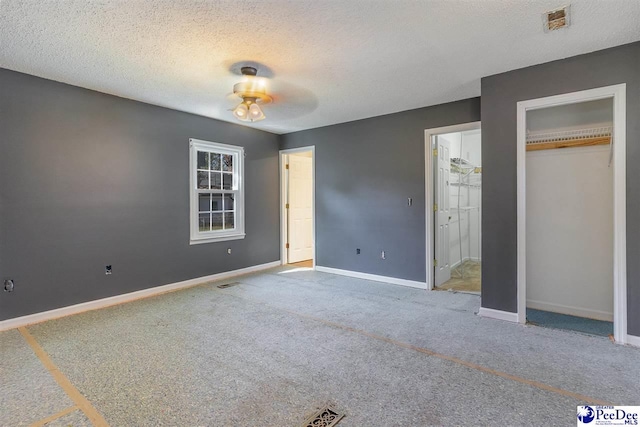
1, 1, 639, 134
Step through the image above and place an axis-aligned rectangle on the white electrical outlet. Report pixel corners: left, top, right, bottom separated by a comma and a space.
381, 251, 386, 260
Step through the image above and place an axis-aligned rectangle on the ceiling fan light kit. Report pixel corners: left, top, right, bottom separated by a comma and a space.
232, 66, 271, 122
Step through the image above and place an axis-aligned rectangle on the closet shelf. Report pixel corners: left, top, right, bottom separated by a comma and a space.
451, 182, 481, 188
526, 126, 612, 152
451, 157, 475, 167
451, 158, 482, 175
450, 157, 476, 171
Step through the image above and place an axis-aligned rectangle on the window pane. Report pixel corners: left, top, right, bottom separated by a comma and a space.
198, 194, 210, 212
191, 142, 244, 241
223, 173, 232, 190
211, 213, 223, 230
197, 151, 209, 170
223, 193, 235, 211
198, 213, 210, 232
224, 212, 235, 230
222, 154, 233, 172
210, 153, 221, 171
211, 172, 222, 190
211, 194, 223, 212
197, 171, 209, 189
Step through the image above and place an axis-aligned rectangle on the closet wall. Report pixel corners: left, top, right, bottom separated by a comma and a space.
527, 99, 613, 134
440, 130, 482, 268
526, 99, 614, 321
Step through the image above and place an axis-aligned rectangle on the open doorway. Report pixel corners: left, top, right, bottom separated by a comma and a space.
425, 122, 481, 293
524, 98, 614, 337
280, 147, 315, 268
517, 84, 627, 344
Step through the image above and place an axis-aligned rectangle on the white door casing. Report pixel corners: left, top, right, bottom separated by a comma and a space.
435, 136, 451, 286
514, 84, 628, 345
288, 155, 313, 263
424, 121, 481, 290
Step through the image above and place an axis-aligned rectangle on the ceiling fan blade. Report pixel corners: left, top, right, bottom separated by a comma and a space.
261, 81, 319, 120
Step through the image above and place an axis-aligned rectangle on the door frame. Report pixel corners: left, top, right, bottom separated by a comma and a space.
516, 84, 627, 344
279, 146, 316, 267
425, 121, 481, 290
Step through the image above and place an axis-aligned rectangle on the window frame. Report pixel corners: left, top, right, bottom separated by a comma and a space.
189, 138, 245, 244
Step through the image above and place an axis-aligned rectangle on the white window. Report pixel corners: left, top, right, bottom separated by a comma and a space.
189, 138, 245, 244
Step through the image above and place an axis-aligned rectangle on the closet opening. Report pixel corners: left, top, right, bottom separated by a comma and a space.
425, 122, 481, 294
516, 84, 627, 344
526, 99, 613, 336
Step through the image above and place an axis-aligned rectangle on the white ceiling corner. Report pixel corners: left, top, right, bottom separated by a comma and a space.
1, 0, 639, 134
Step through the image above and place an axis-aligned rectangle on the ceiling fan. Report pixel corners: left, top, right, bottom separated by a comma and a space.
231, 66, 271, 122
226, 62, 318, 125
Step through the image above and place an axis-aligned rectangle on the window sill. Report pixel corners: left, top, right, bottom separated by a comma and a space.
190, 233, 246, 245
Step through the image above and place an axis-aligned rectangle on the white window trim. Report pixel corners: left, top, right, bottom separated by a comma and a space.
189, 138, 245, 244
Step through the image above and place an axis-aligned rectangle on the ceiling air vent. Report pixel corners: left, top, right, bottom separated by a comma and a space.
543, 5, 571, 32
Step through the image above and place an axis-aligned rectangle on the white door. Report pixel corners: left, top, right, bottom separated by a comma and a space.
435, 136, 451, 286
288, 154, 313, 263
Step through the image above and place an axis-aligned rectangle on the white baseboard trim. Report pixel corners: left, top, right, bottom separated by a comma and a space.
526, 299, 613, 322
478, 307, 519, 323
625, 334, 640, 348
0, 260, 281, 332
315, 266, 427, 290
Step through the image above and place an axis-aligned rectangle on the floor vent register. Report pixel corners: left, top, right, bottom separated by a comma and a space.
301, 407, 344, 427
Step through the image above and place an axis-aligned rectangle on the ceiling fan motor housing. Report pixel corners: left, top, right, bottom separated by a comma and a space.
233, 67, 272, 104
240, 66, 258, 76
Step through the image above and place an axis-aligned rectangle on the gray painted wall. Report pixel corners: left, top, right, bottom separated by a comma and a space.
0, 68, 280, 321
527, 98, 612, 133
280, 99, 481, 282
480, 41, 640, 335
